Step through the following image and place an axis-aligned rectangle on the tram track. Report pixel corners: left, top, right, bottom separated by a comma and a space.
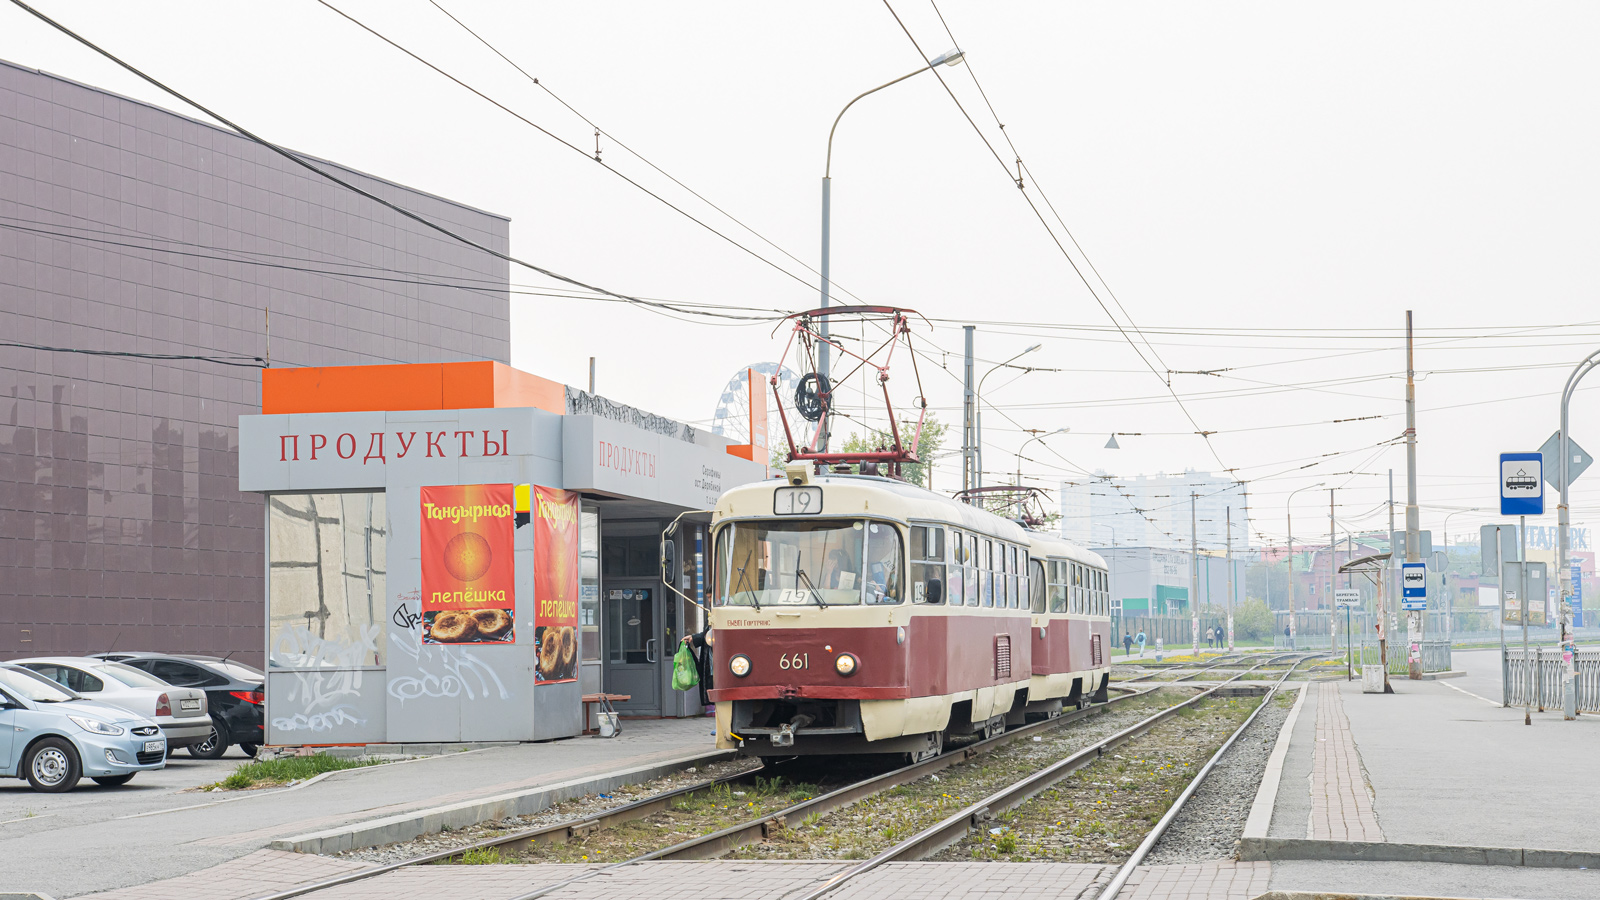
249, 685, 1157, 900
255, 654, 1324, 900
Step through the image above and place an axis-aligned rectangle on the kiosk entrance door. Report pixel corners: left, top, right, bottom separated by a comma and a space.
604, 582, 662, 715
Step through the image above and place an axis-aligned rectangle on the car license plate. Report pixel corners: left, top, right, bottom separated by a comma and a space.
143, 740, 165, 753
180, 699, 201, 711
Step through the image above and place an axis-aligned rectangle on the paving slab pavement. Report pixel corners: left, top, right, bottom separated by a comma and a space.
1260, 670, 1600, 897
85, 858, 1271, 900
0, 718, 721, 898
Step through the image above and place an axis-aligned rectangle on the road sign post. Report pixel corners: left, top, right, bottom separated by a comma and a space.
1335, 588, 1361, 681
1499, 452, 1543, 724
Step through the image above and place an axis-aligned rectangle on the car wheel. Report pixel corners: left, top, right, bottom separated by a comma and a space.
25, 737, 82, 793
238, 743, 260, 758
187, 720, 231, 760
92, 774, 136, 787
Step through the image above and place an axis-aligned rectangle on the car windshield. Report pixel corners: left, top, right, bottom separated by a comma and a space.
0, 666, 78, 702
96, 663, 169, 688
715, 519, 902, 607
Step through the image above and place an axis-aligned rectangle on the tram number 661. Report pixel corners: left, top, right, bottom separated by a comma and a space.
778, 652, 810, 670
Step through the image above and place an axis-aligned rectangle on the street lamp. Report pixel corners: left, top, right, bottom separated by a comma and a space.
1285, 482, 1326, 649
973, 344, 1042, 487
818, 48, 965, 450
1015, 427, 1068, 486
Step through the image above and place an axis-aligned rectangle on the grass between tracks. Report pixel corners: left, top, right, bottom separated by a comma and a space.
934, 695, 1258, 864
201, 754, 385, 791
728, 689, 1192, 862
435, 776, 821, 865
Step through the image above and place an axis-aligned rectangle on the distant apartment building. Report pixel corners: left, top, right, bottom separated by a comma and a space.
1061, 469, 1249, 553
0, 60, 510, 665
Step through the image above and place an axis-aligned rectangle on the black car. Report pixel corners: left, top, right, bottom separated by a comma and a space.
90, 653, 264, 759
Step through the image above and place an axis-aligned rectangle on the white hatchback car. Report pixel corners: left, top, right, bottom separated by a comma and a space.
11, 658, 211, 749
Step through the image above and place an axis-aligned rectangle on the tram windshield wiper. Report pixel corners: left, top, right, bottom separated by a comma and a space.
794, 553, 827, 609
736, 564, 760, 611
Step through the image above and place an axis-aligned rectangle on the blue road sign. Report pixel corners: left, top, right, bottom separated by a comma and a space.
1401, 561, 1427, 610
1500, 452, 1544, 517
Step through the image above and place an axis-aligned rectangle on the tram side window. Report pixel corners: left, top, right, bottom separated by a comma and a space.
910, 524, 946, 604
1030, 559, 1047, 613
1002, 545, 1015, 609
981, 539, 995, 608
947, 525, 960, 602
1049, 561, 1067, 613
1073, 564, 1083, 614
964, 534, 979, 607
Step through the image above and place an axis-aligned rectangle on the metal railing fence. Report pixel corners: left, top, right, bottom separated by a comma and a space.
1503, 648, 1600, 713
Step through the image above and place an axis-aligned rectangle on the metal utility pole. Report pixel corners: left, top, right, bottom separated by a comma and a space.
1405, 310, 1423, 680
1191, 492, 1200, 656
962, 326, 975, 495
1226, 507, 1235, 651
1329, 488, 1337, 657
1379, 469, 1394, 693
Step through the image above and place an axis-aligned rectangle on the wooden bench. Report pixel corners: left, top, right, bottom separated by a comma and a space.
582, 692, 631, 735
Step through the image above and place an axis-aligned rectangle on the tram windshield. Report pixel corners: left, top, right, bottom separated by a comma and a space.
715, 519, 902, 607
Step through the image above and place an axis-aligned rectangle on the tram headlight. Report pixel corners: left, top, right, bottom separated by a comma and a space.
834, 653, 859, 677
729, 654, 752, 677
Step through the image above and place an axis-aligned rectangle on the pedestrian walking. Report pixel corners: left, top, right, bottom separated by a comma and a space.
1123, 632, 1134, 656
1284, 624, 1293, 649
1136, 630, 1147, 654
1206, 627, 1214, 650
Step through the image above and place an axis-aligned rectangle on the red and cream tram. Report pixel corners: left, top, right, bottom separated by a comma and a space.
704, 463, 1112, 759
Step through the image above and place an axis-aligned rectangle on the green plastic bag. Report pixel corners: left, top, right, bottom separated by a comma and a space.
672, 643, 700, 691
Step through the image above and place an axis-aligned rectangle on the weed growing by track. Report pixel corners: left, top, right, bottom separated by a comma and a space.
201, 754, 384, 791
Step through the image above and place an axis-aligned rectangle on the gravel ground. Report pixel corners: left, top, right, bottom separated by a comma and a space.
329, 757, 761, 865
1142, 686, 1297, 864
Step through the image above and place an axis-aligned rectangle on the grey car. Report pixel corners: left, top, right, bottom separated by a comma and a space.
11, 658, 211, 749
0, 664, 167, 792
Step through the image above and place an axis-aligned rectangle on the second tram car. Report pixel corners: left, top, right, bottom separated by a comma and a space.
703, 464, 1112, 758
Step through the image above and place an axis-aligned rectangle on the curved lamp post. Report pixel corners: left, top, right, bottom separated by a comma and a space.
1557, 349, 1600, 718
971, 343, 1041, 487
1286, 483, 1326, 649
818, 48, 964, 449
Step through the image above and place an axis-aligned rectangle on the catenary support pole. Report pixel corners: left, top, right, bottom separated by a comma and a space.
1406, 310, 1423, 680
1192, 493, 1200, 657
1557, 350, 1600, 719
1383, 468, 1393, 692
819, 176, 830, 451
1226, 507, 1234, 652
962, 326, 975, 496
1329, 488, 1337, 658
1499, 524, 1508, 708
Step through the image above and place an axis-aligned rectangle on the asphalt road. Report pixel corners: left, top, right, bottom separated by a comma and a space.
0, 745, 253, 817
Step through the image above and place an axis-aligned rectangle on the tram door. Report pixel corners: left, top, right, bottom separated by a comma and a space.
604, 581, 661, 715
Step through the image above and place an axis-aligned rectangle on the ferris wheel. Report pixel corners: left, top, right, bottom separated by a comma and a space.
712, 362, 799, 444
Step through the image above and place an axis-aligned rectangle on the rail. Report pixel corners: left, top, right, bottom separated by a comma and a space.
787, 654, 1316, 900
250, 686, 1151, 900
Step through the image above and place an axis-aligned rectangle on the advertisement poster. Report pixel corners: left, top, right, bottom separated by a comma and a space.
420, 484, 516, 645
533, 486, 581, 683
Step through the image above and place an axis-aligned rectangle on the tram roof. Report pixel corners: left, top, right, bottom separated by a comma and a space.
718, 473, 1037, 542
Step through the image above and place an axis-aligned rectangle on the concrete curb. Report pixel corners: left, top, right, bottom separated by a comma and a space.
1237, 836, 1600, 869
1242, 682, 1307, 840
1248, 883, 1523, 890
269, 747, 735, 854
1417, 670, 1466, 680
1250, 892, 1525, 900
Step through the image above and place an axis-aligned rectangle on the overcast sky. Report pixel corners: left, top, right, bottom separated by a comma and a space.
6, 1, 1600, 549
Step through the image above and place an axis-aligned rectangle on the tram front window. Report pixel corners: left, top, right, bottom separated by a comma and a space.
715, 520, 903, 607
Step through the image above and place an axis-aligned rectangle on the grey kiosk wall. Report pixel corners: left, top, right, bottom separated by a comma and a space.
243, 403, 764, 746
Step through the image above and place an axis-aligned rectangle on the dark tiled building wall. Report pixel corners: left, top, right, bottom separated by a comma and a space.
0, 61, 511, 667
